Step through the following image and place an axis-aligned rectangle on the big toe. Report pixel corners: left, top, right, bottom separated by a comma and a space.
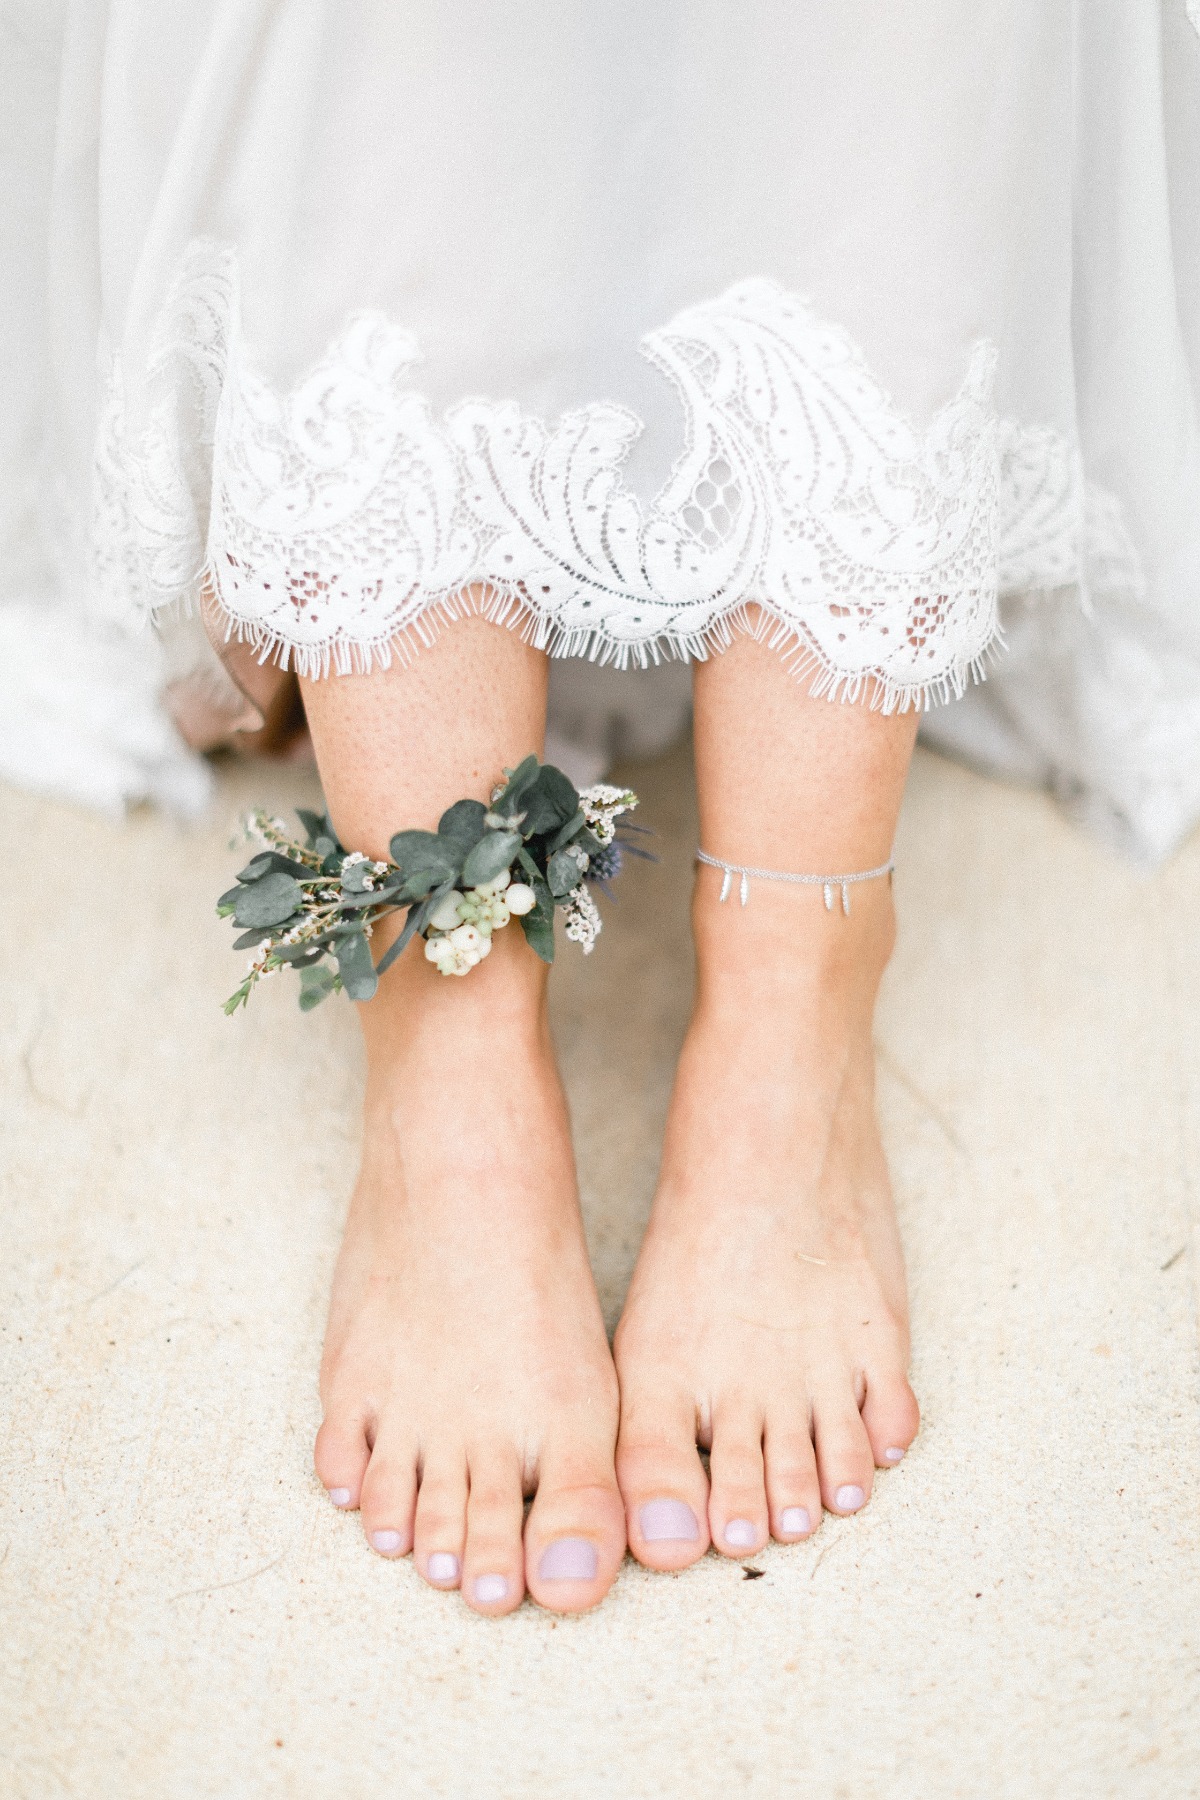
314, 1404, 372, 1512
616, 1380, 711, 1571
524, 1434, 626, 1614
861, 1369, 920, 1470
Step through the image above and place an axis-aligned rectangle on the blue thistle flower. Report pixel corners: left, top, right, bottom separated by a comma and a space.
588, 841, 624, 885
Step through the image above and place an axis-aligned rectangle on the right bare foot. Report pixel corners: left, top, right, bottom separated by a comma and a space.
314, 926, 625, 1615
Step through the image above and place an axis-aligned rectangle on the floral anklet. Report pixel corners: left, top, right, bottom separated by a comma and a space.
695, 849, 894, 915
218, 758, 646, 1012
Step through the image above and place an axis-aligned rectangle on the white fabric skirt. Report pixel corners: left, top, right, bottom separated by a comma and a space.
3, 1, 1199, 857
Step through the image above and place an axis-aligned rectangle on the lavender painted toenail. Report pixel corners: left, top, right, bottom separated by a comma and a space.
371, 1529, 403, 1554
780, 1506, 812, 1535
723, 1518, 757, 1549
884, 1447, 905, 1463
427, 1552, 460, 1582
835, 1485, 865, 1512
538, 1537, 598, 1581
328, 1487, 352, 1508
473, 1574, 509, 1604
639, 1499, 700, 1543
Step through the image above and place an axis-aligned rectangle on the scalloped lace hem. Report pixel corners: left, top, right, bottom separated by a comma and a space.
96, 240, 1105, 713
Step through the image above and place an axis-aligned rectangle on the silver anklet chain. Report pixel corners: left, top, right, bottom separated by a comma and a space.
696, 848, 894, 915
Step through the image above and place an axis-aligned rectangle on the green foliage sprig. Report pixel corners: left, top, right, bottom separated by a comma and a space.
217, 758, 640, 1013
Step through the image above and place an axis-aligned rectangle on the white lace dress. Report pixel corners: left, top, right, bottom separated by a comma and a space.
3, 0, 1199, 858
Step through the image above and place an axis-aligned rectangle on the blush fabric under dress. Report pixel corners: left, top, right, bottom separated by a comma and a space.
2, 0, 1199, 859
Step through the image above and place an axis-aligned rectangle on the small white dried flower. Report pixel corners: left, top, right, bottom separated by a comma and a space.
562, 883, 602, 954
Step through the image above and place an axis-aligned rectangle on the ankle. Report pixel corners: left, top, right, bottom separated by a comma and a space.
690, 877, 896, 1014
360, 924, 552, 1080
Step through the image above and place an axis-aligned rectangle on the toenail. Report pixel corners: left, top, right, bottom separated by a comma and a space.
473, 1574, 509, 1604
834, 1485, 865, 1512
884, 1447, 905, 1463
639, 1498, 700, 1543
371, 1530, 403, 1554
426, 1552, 460, 1582
723, 1518, 757, 1549
780, 1506, 812, 1536
538, 1537, 598, 1582
328, 1487, 352, 1508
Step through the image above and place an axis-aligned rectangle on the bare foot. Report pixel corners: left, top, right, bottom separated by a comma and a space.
314, 931, 624, 1613
614, 875, 920, 1567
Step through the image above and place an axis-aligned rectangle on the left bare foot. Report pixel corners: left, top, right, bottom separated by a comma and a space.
614, 870, 920, 1568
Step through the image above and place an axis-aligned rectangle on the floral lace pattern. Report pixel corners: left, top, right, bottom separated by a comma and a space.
97, 241, 1092, 711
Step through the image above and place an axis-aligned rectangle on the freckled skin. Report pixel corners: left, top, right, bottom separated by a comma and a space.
615, 628, 921, 1565
300, 609, 921, 1612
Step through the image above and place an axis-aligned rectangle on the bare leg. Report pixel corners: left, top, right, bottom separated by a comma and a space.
302, 618, 624, 1614
615, 634, 921, 1567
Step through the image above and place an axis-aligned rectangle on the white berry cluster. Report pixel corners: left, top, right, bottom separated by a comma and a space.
422, 867, 538, 977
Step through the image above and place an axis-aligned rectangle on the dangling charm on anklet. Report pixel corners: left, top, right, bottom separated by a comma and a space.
696, 849, 894, 915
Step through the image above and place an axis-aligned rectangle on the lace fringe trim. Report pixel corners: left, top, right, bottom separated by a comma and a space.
200, 566, 1004, 715
97, 240, 1098, 714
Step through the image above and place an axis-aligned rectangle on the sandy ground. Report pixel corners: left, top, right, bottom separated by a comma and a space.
2, 740, 1199, 1798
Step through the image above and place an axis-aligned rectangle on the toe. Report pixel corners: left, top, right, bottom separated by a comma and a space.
812, 1388, 875, 1516
314, 1406, 372, 1512
763, 1411, 822, 1541
412, 1448, 469, 1588
461, 1443, 526, 1615
707, 1399, 769, 1557
616, 1383, 711, 1571
860, 1369, 920, 1469
525, 1437, 626, 1614
359, 1431, 419, 1558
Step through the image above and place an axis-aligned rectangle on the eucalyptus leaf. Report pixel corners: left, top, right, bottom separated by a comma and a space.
336, 930, 378, 1002
547, 811, 586, 853
217, 886, 243, 912
374, 885, 446, 977
519, 910, 556, 964
492, 754, 539, 816
274, 941, 325, 964
398, 868, 451, 902
233, 871, 304, 929
232, 927, 272, 950
461, 830, 522, 887
299, 964, 340, 1010
340, 860, 378, 894
519, 764, 579, 837
237, 851, 314, 883
437, 798, 488, 857
389, 829, 460, 884
296, 808, 328, 846
547, 847, 585, 898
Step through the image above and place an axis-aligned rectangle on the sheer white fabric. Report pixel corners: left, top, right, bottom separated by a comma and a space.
2, 0, 1199, 857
